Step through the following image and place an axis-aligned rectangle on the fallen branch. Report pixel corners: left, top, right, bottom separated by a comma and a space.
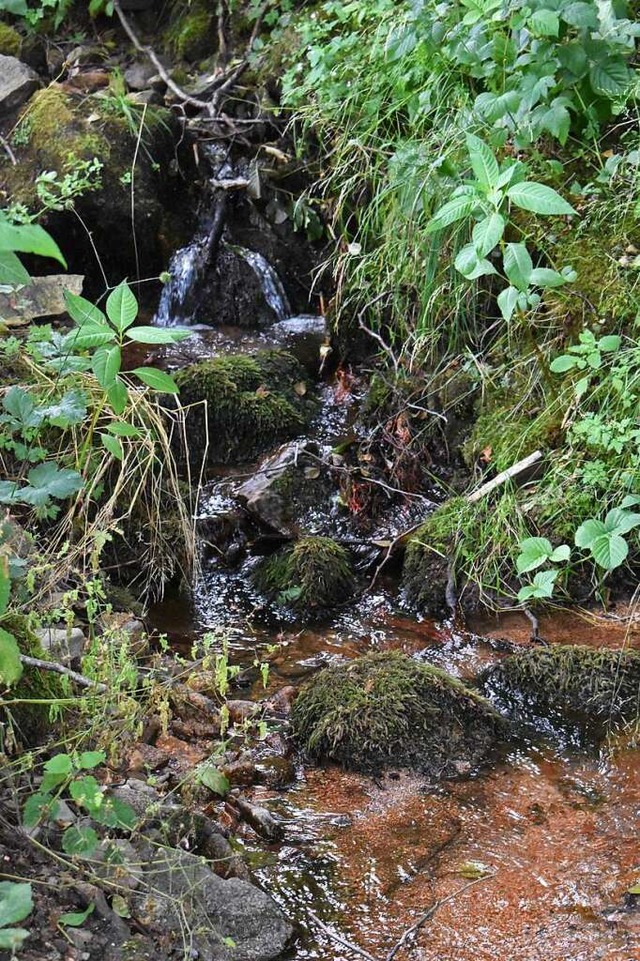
306, 910, 377, 961
466, 450, 542, 504
19, 655, 107, 693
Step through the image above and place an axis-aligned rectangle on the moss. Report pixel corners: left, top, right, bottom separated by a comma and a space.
253, 536, 355, 611
463, 398, 561, 474
402, 498, 474, 616
0, 614, 65, 748
0, 23, 22, 57
164, 2, 214, 61
481, 644, 640, 732
292, 651, 503, 775
175, 350, 315, 466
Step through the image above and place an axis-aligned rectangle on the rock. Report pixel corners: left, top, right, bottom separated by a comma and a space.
0, 274, 84, 325
253, 535, 355, 613
237, 441, 334, 538
0, 55, 38, 115
292, 651, 503, 776
264, 685, 297, 716
124, 60, 163, 91
253, 755, 296, 788
126, 89, 164, 106
92, 839, 144, 890
135, 847, 292, 960
110, 779, 168, 819
481, 644, 640, 733
35, 626, 86, 663
271, 315, 328, 374
126, 742, 170, 774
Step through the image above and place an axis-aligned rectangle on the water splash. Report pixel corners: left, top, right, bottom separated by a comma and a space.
154, 236, 211, 327
235, 246, 291, 322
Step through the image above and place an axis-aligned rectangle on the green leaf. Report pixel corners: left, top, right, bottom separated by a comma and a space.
127, 326, 191, 344
0, 0, 29, 15
517, 569, 558, 601
540, 103, 571, 145
105, 421, 140, 438
23, 793, 59, 828
92, 345, 122, 389
0, 882, 33, 927
107, 378, 128, 415
472, 213, 505, 257
198, 765, 230, 796
61, 825, 99, 858
516, 537, 553, 574
0, 250, 31, 286
425, 195, 480, 233
77, 750, 106, 770
106, 282, 138, 333
21, 464, 84, 506
111, 894, 131, 918
0, 222, 66, 266
100, 433, 123, 461
497, 285, 520, 322
69, 775, 103, 813
506, 182, 575, 216
454, 244, 496, 279
0, 928, 30, 951
528, 9, 559, 36
132, 367, 179, 393
590, 532, 628, 570
503, 243, 533, 291
589, 57, 632, 97
575, 518, 607, 548
466, 134, 500, 190
604, 508, 640, 536
550, 544, 571, 563
0, 628, 22, 686
41, 390, 88, 428
598, 336, 621, 353
64, 291, 106, 328
45, 753, 74, 775
529, 268, 567, 288
560, 2, 597, 28
58, 904, 95, 928
621, 495, 640, 509
0, 560, 10, 617
550, 354, 578, 373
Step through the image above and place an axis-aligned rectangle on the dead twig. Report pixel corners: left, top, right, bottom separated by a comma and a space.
19, 655, 107, 693
466, 450, 542, 504
306, 910, 377, 961
0, 132, 17, 165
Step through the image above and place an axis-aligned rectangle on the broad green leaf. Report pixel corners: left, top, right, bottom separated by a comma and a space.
41, 390, 88, 428
530, 267, 566, 288
503, 243, 533, 291
61, 825, 99, 858
199, 765, 230, 796
599, 336, 621, 353
105, 422, 140, 438
58, 904, 95, 928
560, 2, 598, 28
454, 244, 496, 279
0, 222, 66, 266
64, 291, 106, 328
0, 882, 32, 927
23, 793, 59, 828
515, 537, 553, 574
528, 9, 559, 36
127, 326, 191, 344
100, 433, 123, 461
0, 627, 22, 686
540, 103, 571, 145
466, 134, 499, 190
106, 282, 138, 333
21, 464, 84, 506
590, 532, 628, 570
550, 544, 571, 563
0, 928, 30, 951
0, 250, 30, 286
604, 508, 640, 536
472, 213, 505, 257
107, 378, 128, 415
506, 182, 575, 216
92, 345, 122, 389
77, 750, 106, 769
425, 195, 480, 233
69, 775, 103, 812
621, 495, 640, 509
550, 354, 578, 373
497, 285, 519, 321
45, 753, 73, 775
0, 0, 29, 14
589, 57, 632, 97
132, 367, 179, 393
66, 325, 114, 350
574, 518, 607, 548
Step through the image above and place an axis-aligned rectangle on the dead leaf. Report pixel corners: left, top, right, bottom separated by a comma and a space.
294, 381, 307, 396
480, 445, 493, 464
255, 385, 270, 398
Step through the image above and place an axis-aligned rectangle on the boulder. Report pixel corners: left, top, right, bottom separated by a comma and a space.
292, 651, 503, 776
135, 847, 292, 961
0, 274, 83, 324
35, 626, 86, 664
0, 55, 38, 116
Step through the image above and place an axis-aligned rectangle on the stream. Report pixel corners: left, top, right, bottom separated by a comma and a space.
145, 180, 640, 961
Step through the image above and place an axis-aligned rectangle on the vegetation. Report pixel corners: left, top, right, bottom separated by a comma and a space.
253, 535, 355, 611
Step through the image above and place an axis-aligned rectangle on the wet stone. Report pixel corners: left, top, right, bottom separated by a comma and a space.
0, 55, 39, 115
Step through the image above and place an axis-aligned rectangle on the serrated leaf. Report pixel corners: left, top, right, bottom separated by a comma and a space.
425, 195, 480, 233
92, 345, 122, 390
466, 133, 500, 189
21, 464, 84, 506
0, 222, 66, 266
62, 825, 99, 858
0, 628, 22, 686
0, 882, 32, 927
106, 282, 138, 332
506, 182, 575, 216
0, 250, 31, 286
23, 793, 59, 828
472, 213, 505, 257
77, 750, 106, 770
40, 390, 88, 428
45, 753, 73, 775
64, 291, 106, 328
132, 367, 179, 393
126, 326, 191, 344
589, 57, 632, 97
503, 243, 533, 291
67, 325, 114, 350
528, 8, 559, 36
58, 904, 95, 928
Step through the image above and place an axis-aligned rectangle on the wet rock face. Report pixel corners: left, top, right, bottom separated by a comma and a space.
0, 55, 38, 115
481, 644, 640, 733
292, 651, 503, 776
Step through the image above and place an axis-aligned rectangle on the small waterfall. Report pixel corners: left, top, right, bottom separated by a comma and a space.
154, 237, 210, 327
235, 246, 291, 322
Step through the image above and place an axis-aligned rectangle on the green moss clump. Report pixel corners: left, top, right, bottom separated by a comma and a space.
463, 400, 560, 474
292, 651, 503, 775
175, 350, 315, 466
253, 536, 355, 611
0, 23, 21, 56
164, 2, 214, 61
481, 644, 640, 730
0, 614, 65, 748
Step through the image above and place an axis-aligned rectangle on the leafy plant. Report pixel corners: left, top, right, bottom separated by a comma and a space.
516, 536, 570, 602
0, 881, 33, 953
574, 496, 640, 571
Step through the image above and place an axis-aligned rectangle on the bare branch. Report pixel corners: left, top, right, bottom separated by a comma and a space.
19, 655, 107, 692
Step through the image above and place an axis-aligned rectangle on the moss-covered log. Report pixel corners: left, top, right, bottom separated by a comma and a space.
292, 651, 503, 775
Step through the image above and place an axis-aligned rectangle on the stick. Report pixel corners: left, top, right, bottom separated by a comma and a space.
306, 910, 377, 961
19, 655, 107, 692
466, 450, 542, 504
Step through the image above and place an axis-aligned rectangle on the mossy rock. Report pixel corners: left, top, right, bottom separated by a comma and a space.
253, 536, 355, 611
164, 0, 215, 61
0, 614, 65, 748
481, 644, 640, 732
402, 498, 473, 617
0, 23, 22, 57
292, 651, 503, 776
175, 350, 316, 467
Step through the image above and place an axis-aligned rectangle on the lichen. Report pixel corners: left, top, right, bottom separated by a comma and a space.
175, 350, 315, 466
291, 651, 503, 775
481, 644, 640, 732
253, 536, 355, 611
